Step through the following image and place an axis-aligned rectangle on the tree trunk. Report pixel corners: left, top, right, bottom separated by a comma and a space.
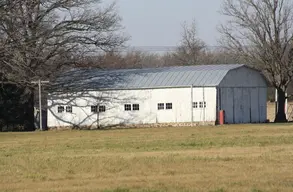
23, 88, 35, 131
274, 88, 288, 123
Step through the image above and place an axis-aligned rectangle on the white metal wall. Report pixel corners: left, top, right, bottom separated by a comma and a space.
47, 87, 217, 128
192, 87, 217, 122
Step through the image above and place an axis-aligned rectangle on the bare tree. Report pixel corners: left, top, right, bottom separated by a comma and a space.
0, 0, 127, 130
174, 19, 206, 65
0, 0, 127, 85
219, 0, 293, 122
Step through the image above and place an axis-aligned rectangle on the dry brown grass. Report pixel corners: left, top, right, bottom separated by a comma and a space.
1, 124, 293, 192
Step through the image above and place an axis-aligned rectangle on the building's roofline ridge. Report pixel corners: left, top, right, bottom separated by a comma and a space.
67, 64, 246, 73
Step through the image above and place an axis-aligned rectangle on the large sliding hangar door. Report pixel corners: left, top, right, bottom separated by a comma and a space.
218, 87, 267, 124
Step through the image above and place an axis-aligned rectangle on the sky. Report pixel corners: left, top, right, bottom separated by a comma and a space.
116, 0, 226, 47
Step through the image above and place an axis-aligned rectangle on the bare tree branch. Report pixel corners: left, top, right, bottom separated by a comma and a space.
174, 19, 206, 65
0, 0, 128, 88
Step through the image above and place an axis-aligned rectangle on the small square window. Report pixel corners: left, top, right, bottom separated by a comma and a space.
158, 103, 164, 110
133, 104, 139, 111
166, 103, 172, 110
204, 102, 207, 108
91, 106, 98, 113
58, 106, 64, 113
199, 102, 203, 108
124, 104, 131, 111
66, 106, 72, 113
193, 102, 198, 108
99, 105, 106, 112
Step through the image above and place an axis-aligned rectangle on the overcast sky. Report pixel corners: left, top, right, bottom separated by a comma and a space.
116, 0, 226, 47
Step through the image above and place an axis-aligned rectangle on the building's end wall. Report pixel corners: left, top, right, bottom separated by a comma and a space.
218, 66, 267, 124
219, 66, 267, 88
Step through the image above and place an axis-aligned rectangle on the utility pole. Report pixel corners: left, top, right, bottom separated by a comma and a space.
275, 89, 278, 117
31, 80, 50, 131
190, 85, 193, 125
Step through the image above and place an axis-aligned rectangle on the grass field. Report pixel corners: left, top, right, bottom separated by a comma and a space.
2, 124, 293, 191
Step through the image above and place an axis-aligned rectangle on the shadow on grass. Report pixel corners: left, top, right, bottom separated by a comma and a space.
102, 189, 165, 192
209, 189, 226, 192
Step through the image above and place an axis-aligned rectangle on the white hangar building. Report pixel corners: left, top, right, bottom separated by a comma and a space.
47, 64, 268, 128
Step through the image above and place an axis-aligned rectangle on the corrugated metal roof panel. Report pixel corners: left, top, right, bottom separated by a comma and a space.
158, 72, 172, 86
52, 64, 245, 91
145, 72, 160, 87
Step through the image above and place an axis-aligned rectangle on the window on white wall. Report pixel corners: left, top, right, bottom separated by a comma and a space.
158, 103, 164, 110
58, 106, 64, 113
91, 106, 98, 113
133, 104, 139, 111
124, 104, 131, 111
166, 103, 172, 110
99, 105, 106, 112
196, 101, 207, 108
199, 102, 203, 108
66, 106, 72, 113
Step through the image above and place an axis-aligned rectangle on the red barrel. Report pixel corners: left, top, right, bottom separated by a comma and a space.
218, 110, 225, 125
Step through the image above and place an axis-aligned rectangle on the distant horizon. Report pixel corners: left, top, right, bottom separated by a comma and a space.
118, 45, 224, 54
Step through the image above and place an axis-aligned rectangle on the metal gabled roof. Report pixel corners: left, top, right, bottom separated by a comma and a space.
51, 64, 245, 91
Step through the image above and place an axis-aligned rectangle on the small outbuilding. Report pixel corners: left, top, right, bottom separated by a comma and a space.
47, 64, 268, 128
